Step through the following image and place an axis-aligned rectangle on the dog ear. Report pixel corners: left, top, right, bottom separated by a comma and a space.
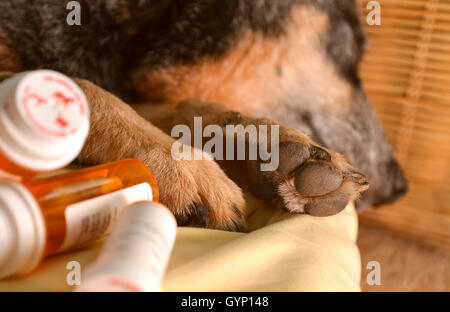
323, 0, 367, 85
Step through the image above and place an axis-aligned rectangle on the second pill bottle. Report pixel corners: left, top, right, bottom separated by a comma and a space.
0, 159, 159, 279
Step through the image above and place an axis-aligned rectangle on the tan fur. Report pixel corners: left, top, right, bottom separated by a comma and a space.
131, 5, 353, 118
358, 224, 450, 291
73, 79, 246, 231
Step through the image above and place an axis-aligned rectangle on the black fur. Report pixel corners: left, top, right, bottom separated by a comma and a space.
0, 0, 364, 98
320, 0, 366, 85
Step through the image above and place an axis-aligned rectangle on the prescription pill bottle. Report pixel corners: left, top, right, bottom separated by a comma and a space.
0, 159, 158, 279
75, 201, 177, 292
0, 70, 89, 179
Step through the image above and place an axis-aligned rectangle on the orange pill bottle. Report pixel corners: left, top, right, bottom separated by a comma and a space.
0, 159, 158, 279
0, 70, 89, 180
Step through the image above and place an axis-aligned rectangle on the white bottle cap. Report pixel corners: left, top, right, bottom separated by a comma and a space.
75, 201, 177, 292
0, 70, 89, 171
0, 180, 46, 279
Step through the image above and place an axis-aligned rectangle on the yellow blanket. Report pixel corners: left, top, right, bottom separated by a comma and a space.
0, 196, 361, 292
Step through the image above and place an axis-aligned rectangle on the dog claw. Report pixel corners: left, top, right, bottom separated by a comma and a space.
230, 205, 249, 233
310, 145, 332, 161
347, 170, 369, 186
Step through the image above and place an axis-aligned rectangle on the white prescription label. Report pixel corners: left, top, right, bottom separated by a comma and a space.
58, 182, 152, 252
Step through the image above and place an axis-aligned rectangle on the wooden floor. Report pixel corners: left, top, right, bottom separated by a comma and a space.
358, 223, 450, 292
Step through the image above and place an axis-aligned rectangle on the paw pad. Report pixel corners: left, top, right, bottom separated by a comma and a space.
304, 194, 348, 216
294, 161, 343, 197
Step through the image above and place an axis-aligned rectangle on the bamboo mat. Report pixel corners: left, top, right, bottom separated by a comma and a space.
357, 0, 450, 250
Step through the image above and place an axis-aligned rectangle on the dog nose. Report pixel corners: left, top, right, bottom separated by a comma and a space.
358, 160, 408, 208
370, 160, 408, 207
389, 160, 408, 201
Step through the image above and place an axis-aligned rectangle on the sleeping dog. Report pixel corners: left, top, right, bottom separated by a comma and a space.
0, 0, 406, 230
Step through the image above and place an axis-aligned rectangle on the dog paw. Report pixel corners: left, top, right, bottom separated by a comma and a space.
144, 147, 247, 231
246, 131, 369, 217
72, 78, 246, 232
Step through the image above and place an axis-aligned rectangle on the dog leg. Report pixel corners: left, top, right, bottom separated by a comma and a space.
135, 99, 369, 217
72, 79, 246, 231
